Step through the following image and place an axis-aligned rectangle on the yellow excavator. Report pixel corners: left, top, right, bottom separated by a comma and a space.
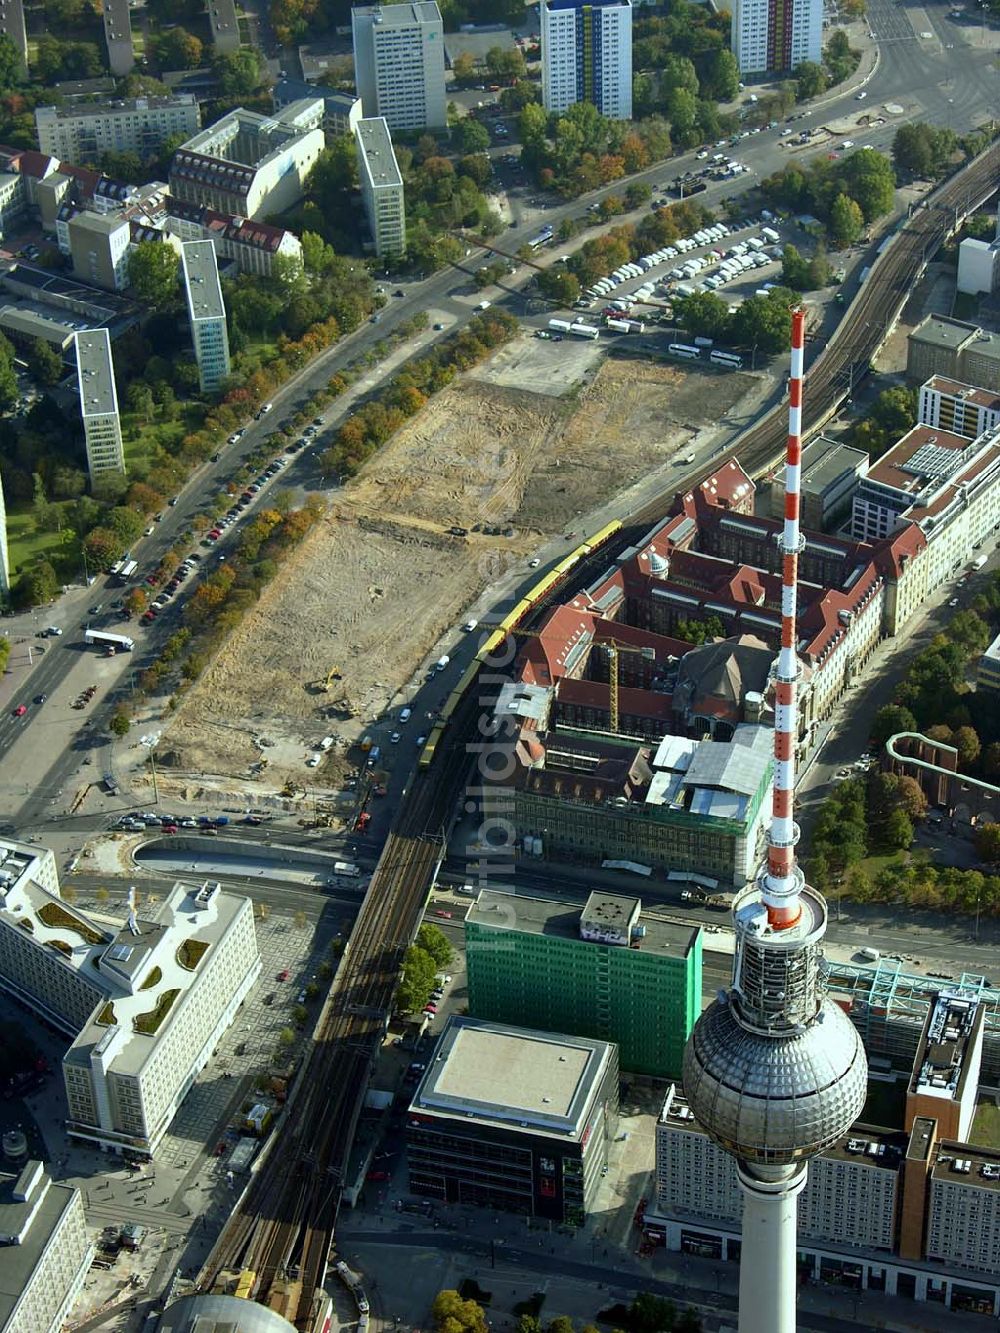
308, 666, 343, 693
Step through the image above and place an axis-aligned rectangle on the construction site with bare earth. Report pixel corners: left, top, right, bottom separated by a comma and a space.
148, 336, 763, 792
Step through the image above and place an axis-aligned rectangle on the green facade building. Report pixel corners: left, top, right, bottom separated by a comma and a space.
465, 890, 702, 1080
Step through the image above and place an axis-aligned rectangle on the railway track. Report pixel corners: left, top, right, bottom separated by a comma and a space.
198, 144, 1000, 1330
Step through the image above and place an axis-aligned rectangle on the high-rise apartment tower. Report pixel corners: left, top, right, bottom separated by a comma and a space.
730, 0, 821, 76
540, 0, 632, 120
683, 309, 868, 1333
351, 3, 446, 132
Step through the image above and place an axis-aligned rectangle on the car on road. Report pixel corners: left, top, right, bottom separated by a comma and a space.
366, 1170, 390, 1182
528, 557, 540, 568
33, 694, 46, 705
856, 91, 867, 100
433, 323, 444, 331
390, 731, 401, 744
44, 625, 62, 637
11, 704, 26, 717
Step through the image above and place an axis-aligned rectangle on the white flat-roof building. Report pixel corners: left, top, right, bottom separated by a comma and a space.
918, 375, 1000, 442
74, 328, 125, 481
850, 422, 1000, 592
541, 0, 632, 119
35, 96, 201, 164
0, 1161, 92, 1333
355, 117, 405, 259
169, 103, 325, 220
351, 2, 446, 132
63, 879, 260, 1156
180, 240, 230, 392
0, 838, 261, 1158
730, 0, 821, 75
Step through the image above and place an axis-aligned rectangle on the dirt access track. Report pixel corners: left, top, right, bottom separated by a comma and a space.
160, 335, 760, 787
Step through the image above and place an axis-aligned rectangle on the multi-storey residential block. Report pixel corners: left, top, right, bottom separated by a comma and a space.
541, 0, 632, 119
67, 211, 131, 291
169, 103, 324, 220
406, 1015, 618, 1225
164, 197, 302, 277
180, 240, 229, 392
850, 422, 1000, 590
355, 117, 405, 259
465, 890, 700, 1078
351, 3, 446, 132
62, 880, 260, 1155
74, 328, 125, 480
918, 375, 1000, 441
0, 0, 27, 68
102, 0, 134, 76
35, 97, 201, 164
273, 78, 363, 139
907, 315, 1000, 391
0, 1161, 92, 1333
730, 0, 821, 74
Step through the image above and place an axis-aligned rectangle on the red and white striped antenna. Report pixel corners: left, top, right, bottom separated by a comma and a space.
761, 308, 807, 930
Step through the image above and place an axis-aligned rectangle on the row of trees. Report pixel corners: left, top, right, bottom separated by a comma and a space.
676, 286, 800, 354
324, 310, 518, 477
837, 857, 1000, 918
396, 925, 453, 1013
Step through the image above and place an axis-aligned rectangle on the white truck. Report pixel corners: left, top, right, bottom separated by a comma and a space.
333, 861, 361, 877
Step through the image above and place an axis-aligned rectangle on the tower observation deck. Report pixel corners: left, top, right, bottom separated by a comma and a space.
682, 309, 868, 1333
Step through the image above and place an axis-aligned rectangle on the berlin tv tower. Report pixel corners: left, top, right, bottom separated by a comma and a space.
682, 309, 868, 1333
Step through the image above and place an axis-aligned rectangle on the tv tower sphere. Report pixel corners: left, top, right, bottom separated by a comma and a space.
682, 309, 867, 1333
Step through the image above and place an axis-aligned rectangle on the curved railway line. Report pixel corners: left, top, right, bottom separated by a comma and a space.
197, 143, 1000, 1329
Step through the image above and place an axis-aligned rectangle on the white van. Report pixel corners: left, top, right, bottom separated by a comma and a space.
858, 947, 881, 962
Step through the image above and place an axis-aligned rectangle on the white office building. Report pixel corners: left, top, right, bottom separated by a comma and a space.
169, 103, 324, 220
0, 839, 261, 1158
74, 329, 125, 481
352, 2, 447, 132
35, 96, 201, 164
851, 421, 1000, 592
355, 117, 405, 259
180, 240, 230, 392
0, 1161, 92, 1333
730, 0, 821, 76
541, 0, 632, 120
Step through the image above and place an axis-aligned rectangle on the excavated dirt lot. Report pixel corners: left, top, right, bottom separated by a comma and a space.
161, 337, 762, 783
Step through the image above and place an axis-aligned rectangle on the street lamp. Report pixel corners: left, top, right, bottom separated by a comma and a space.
139, 731, 161, 806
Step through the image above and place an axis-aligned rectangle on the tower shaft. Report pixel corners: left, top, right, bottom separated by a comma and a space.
737, 1165, 807, 1333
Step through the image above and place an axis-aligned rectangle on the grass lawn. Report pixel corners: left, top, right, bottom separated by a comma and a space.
5, 507, 82, 583
971, 1101, 1000, 1151
122, 404, 205, 473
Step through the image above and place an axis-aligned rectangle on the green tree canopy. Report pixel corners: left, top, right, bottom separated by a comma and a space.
0, 31, 23, 89
829, 193, 864, 247
871, 703, 917, 746
127, 241, 180, 310
416, 923, 454, 968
